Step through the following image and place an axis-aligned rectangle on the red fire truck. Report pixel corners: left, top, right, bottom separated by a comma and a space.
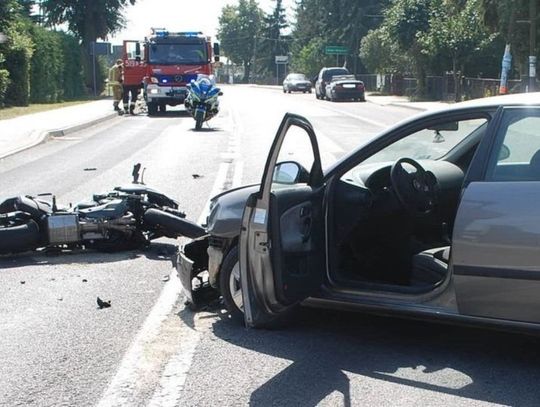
122, 29, 220, 115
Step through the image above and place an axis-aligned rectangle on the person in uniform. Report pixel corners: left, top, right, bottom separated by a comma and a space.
108, 59, 124, 113
122, 75, 141, 116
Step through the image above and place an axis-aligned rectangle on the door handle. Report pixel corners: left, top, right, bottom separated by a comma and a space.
301, 217, 312, 242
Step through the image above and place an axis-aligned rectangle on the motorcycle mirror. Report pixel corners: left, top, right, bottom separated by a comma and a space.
132, 163, 141, 184
218, 91, 223, 96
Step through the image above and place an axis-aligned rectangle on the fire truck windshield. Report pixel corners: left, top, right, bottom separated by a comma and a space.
149, 43, 208, 65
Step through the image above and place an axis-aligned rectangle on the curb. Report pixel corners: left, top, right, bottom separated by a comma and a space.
0, 112, 119, 160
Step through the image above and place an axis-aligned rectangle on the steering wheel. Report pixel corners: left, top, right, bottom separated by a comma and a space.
390, 158, 438, 217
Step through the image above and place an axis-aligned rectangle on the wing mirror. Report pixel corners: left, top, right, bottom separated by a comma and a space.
498, 144, 510, 161
273, 161, 310, 185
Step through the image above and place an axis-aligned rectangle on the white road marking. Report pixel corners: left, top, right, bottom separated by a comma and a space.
98, 102, 244, 407
321, 105, 387, 128
96, 272, 183, 407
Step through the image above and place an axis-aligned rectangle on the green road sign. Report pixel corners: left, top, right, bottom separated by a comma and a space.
325, 45, 348, 55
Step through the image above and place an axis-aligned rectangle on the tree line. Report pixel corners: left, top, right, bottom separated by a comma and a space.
218, 0, 539, 99
0, 0, 135, 108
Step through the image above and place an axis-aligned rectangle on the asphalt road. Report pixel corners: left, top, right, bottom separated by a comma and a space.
2, 86, 537, 407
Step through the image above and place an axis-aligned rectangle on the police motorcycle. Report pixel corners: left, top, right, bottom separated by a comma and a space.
0, 164, 205, 255
184, 75, 222, 131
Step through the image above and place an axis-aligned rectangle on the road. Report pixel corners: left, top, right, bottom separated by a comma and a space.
1, 86, 539, 407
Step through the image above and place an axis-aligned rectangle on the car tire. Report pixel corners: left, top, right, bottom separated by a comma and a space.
283, 88, 286, 93
219, 246, 244, 324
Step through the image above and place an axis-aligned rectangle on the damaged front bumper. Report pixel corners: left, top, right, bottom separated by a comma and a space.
177, 237, 221, 308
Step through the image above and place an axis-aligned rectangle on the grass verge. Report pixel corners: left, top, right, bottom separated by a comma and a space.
0, 100, 101, 120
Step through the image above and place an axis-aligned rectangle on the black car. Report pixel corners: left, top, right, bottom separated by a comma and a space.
314, 67, 349, 100
324, 74, 366, 102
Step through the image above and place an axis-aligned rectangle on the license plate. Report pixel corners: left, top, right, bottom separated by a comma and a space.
343, 84, 356, 88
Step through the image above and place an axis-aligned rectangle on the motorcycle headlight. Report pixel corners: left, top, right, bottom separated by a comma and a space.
150, 77, 159, 84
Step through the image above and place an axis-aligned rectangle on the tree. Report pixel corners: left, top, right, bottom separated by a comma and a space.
258, 0, 289, 81
42, 0, 137, 89
420, 0, 492, 101
218, 0, 263, 82
360, 26, 411, 75
291, 0, 388, 75
384, 0, 434, 98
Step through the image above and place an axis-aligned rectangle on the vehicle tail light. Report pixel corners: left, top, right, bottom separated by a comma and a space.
357, 83, 365, 90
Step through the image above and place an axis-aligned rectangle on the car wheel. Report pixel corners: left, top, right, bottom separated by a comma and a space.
147, 102, 158, 116
219, 246, 244, 323
283, 88, 286, 93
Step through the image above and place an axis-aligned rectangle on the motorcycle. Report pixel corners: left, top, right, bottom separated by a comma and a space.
0, 164, 206, 255
184, 75, 222, 131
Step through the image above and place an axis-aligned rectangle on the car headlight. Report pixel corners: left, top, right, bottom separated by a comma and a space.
149, 88, 160, 94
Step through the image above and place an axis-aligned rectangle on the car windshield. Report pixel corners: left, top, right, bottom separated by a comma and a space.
364, 118, 488, 163
323, 69, 348, 80
148, 43, 208, 64
288, 74, 307, 80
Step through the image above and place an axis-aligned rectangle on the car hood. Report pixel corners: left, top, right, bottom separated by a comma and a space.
206, 184, 259, 238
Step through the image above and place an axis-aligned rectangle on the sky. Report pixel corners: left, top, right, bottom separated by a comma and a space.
110, 0, 296, 45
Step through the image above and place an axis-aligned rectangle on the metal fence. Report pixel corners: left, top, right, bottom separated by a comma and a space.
356, 74, 530, 101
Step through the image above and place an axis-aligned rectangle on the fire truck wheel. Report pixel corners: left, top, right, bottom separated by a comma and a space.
147, 102, 158, 116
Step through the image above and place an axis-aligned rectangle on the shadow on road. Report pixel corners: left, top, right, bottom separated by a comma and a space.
209, 307, 540, 406
0, 241, 177, 269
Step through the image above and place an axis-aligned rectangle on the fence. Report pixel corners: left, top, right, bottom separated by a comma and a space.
356, 74, 529, 101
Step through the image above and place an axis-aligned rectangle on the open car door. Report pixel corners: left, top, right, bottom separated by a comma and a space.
239, 113, 326, 327
122, 40, 145, 87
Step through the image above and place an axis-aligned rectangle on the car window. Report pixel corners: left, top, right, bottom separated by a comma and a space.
272, 125, 314, 189
363, 117, 487, 164
486, 108, 540, 181
322, 69, 348, 80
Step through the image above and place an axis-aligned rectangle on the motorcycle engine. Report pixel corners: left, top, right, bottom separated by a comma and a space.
47, 214, 80, 244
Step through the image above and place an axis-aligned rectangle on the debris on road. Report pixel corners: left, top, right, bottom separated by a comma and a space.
82, 279, 88, 283
20, 281, 25, 284
97, 297, 111, 309
84, 168, 97, 171
192, 174, 203, 179
161, 275, 170, 282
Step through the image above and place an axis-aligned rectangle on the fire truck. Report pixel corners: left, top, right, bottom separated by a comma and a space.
122, 29, 220, 116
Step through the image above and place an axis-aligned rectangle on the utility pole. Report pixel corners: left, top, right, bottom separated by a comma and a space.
529, 0, 537, 92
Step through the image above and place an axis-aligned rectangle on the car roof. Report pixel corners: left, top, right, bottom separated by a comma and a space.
432, 92, 540, 113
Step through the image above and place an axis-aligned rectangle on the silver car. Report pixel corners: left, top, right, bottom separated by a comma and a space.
283, 73, 312, 94
179, 93, 540, 331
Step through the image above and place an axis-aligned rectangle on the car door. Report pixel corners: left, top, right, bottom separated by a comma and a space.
453, 106, 540, 323
239, 113, 326, 328
123, 40, 145, 86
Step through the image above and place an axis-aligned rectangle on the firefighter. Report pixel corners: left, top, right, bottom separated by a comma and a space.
108, 59, 124, 113
123, 80, 140, 116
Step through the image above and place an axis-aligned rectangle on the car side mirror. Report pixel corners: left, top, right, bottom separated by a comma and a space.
498, 144, 510, 161
273, 161, 309, 185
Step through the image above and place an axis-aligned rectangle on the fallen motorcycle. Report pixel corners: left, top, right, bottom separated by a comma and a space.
0, 164, 205, 255
184, 74, 222, 131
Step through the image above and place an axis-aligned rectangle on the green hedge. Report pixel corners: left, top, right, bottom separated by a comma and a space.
30, 26, 62, 103
3, 24, 33, 106
0, 68, 9, 107
60, 33, 86, 100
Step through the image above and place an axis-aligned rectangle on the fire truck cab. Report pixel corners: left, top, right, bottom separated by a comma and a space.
123, 29, 220, 116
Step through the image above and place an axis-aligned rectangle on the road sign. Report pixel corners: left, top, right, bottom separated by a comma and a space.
325, 45, 348, 55
275, 55, 288, 64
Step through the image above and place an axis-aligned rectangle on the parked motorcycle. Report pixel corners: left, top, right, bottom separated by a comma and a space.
0, 164, 206, 255
184, 75, 222, 131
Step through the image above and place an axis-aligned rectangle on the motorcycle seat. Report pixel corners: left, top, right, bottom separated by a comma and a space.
15, 196, 52, 219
